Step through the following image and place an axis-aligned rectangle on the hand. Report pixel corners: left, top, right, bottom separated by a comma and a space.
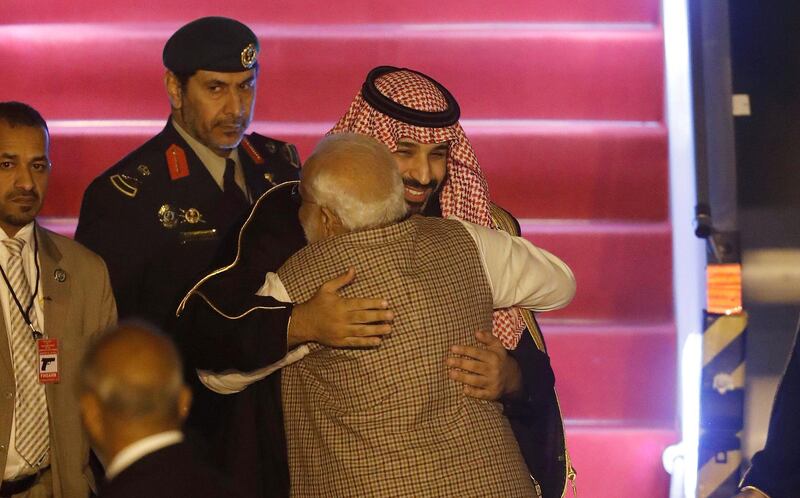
288, 268, 393, 348
446, 330, 524, 400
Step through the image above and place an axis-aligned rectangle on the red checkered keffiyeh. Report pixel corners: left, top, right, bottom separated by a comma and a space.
328, 68, 525, 349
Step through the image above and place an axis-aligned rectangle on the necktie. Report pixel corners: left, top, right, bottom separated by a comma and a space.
3, 237, 48, 468
223, 158, 249, 209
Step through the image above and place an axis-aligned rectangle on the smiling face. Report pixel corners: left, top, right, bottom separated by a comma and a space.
0, 121, 50, 236
392, 138, 448, 214
167, 69, 257, 157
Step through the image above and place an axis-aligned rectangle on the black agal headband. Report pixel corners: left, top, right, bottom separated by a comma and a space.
360, 66, 461, 128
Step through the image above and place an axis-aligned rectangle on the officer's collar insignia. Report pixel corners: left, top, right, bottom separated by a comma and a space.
241, 137, 265, 164
183, 208, 203, 224
137, 164, 151, 176
166, 144, 190, 180
110, 174, 138, 198
159, 204, 179, 229
241, 43, 258, 69
283, 144, 300, 169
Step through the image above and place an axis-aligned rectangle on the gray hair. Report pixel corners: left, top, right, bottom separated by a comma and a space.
306, 133, 408, 231
79, 322, 184, 421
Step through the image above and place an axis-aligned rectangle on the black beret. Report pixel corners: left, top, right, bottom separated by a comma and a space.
163, 17, 259, 74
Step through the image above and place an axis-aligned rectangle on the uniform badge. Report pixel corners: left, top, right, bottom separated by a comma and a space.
241, 137, 265, 164
166, 144, 190, 180
263, 173, 276, 186
110, 174, 139, 198
182, 208, 204, 224
158, 204, 179, 229
53, 269, 67, 282
137, 164, 151, 176
241, 43, 258, 69
283, 143, 301, 169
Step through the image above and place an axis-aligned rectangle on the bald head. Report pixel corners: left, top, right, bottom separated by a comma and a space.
79, 323, 185, 424
300, 133, 407, 242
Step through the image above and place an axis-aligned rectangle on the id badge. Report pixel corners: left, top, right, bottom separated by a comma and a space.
37, 338, 59, 384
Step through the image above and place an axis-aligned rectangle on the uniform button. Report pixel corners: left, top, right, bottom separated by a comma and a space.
4, 391, 11, 399
0, 444, 5, 451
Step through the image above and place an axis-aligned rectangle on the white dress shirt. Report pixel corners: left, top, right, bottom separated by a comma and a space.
105, 430, 184, 481
1, 223, 47, 481
198, 217, 575, 395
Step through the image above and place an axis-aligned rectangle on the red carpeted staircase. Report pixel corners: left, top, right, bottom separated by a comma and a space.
1, 1, 675, 495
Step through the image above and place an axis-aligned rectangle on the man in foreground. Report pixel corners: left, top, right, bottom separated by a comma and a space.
196, 133, 574, 496
0, 102, 117, 497
78, 323, 239, 498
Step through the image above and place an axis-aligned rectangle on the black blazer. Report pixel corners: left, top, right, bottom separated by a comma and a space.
741, 326, 800, 497
99, 441, 240, 498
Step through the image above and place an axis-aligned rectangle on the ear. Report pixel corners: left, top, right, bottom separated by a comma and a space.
177, 385, 193, 424
320, 206, 344, 237
79, 393, 105, 450
164, 71, 183, 110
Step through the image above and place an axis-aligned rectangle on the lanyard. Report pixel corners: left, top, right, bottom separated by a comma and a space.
0, 228, 42, 340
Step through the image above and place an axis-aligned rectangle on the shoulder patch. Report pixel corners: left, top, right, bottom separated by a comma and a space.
165, 144, 190, 180
109, 174, 139, 198
241, 137, 265, 164
282, 143, 301, 169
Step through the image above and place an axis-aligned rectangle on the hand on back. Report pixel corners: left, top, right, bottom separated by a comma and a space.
288, 268, 393, 348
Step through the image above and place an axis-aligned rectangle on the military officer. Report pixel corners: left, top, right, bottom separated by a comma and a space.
75, 17, 301, 330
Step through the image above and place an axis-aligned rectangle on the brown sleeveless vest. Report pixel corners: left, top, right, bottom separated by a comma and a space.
279, 215, 536, 497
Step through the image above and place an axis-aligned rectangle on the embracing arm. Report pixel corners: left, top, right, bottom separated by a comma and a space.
447, 218, 573, 400
456, 218, 575, 311
184, 268, 393, 393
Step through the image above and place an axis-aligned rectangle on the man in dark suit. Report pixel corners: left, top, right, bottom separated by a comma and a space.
78, 322, 238, 498
735, 326, 800, 498
0, 101, 117, 498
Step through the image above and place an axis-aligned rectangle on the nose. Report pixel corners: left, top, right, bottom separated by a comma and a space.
407, 156, 433, 186
223, 88, 244, 117
14, 166, 35, 191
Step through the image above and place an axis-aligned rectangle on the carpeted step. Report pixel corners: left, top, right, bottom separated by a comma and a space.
42, 120, 667, 221
545, 322, 676, 425
2, 0, 660, 24
1, 22, 663, 122
564, 425, 676, 498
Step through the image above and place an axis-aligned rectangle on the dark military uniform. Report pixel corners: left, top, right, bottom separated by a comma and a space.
74, 119, 300, 330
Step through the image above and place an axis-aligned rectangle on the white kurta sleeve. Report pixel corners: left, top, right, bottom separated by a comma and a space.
453, 217, 576, 311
